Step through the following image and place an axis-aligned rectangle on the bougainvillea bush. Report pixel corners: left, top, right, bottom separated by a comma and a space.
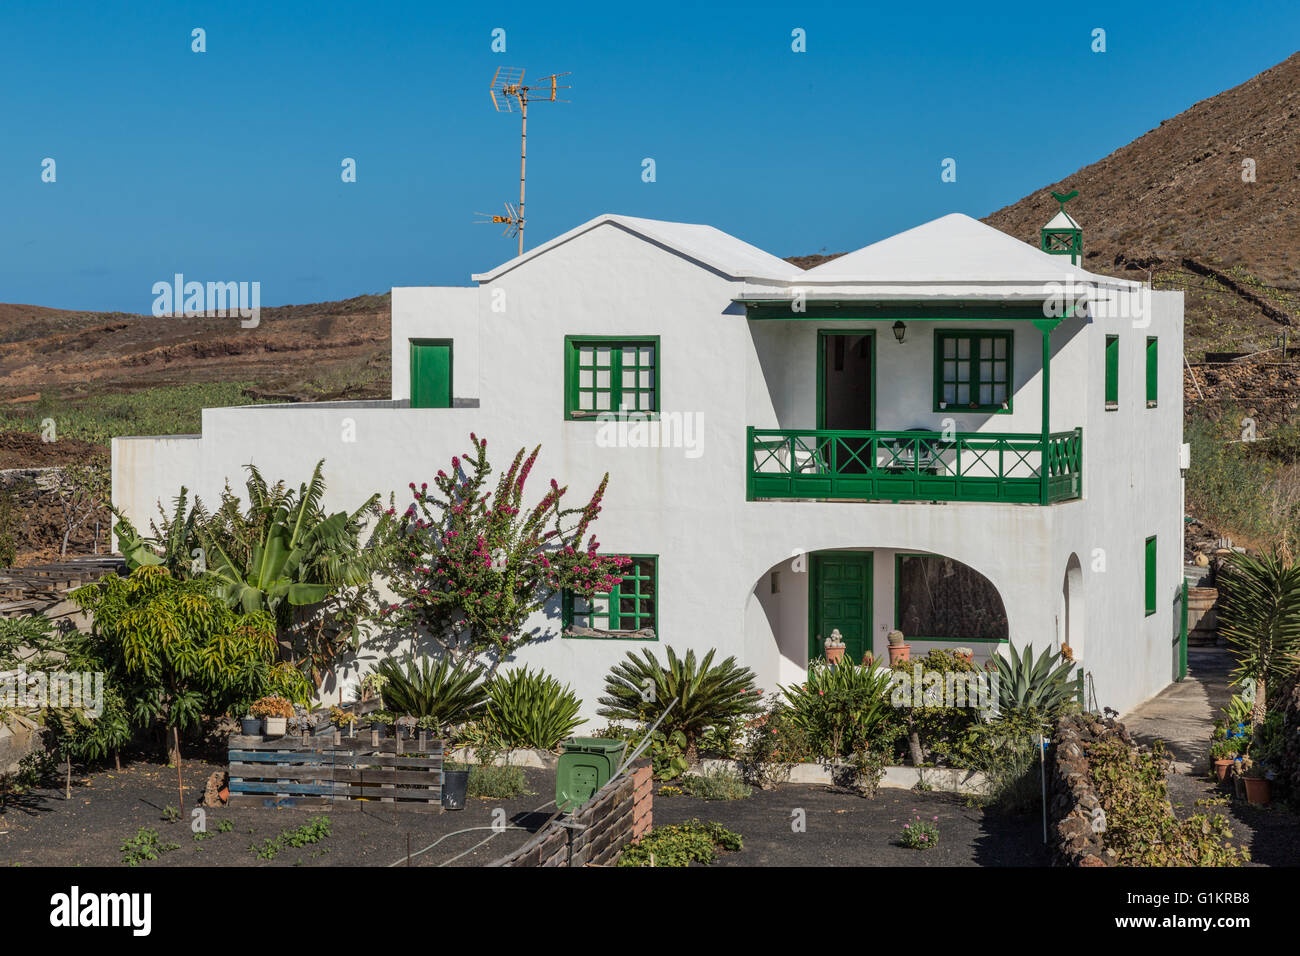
374, 434, 629, 669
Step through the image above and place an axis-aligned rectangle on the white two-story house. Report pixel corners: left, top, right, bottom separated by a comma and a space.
112, 209, 1187, 720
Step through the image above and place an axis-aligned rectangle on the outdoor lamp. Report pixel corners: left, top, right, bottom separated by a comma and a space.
892, 321, 906, 344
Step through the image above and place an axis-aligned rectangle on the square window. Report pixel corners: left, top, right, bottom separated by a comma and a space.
934, 331, 1013, 413
563, 555, 658, 639
565, 337, 658, 420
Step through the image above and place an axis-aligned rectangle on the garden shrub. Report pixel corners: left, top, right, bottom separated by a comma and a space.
483, 666, 583, 750
780, 658, 900, 760
373, 655, 488, 728
1089, 739, 1248, 866
682, 766, 751, 801
598, 646, 762, 753
618, 820, 742, 867
891, 649, 988, 766
738, 705, 812, 788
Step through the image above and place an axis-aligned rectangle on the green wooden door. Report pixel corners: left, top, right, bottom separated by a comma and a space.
410, 339, 453, 409
810, 552, 873, 663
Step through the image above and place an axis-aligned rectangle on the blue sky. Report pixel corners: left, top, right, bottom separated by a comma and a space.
1, 0, 1295, 312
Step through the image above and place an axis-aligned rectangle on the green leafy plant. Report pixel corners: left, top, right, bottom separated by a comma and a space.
898, 812, 940, 850
1090, 739, 1248, 866
648, 729, 689, 781
251, 816, 332, 860
992, 642, 1079, 717
73, 566, 277, 761
617, 820, 743, 867
121, 827, 180, 866
161, 805, 180, 823
443, 760, 532, 799
1218, 551, 1300, 726
597, 646, 762, 753
780, 658, 897, 759
682, 766, 751, 801
372, 656, 488, 728
738, 705, 812, 789
482, 666, 583, 750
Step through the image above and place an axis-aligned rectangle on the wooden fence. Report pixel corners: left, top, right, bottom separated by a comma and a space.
227, 731, 443, 811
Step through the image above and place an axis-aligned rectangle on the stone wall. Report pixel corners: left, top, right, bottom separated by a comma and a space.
1048, 713, 1132, 867
490, 759, 652, 867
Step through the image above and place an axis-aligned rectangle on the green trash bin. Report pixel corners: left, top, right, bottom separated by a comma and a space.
555, 737, 627, 812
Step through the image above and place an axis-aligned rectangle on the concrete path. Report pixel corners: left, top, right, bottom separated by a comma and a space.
1121, 646, 1236, 772
1121, 646, 1300, 867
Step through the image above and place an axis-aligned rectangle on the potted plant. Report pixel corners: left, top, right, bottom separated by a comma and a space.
367, 710, 394, 739
1209, 738, 1237, 782
1239, 756, 1271, 805
330, 706, 358, 736
887, 629, 910, 665
824, 629, 846, 664
239, 713, 262, 736
251, 695, 294, 737
396, 715, 418, 740
953, 646, 974, 664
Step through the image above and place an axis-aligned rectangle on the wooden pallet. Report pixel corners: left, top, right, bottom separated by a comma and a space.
226, 732, 444, 811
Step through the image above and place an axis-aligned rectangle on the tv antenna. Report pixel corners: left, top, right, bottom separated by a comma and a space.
477, 67, 570, 257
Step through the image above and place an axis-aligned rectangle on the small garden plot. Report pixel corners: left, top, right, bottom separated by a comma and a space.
0, 758, 557, 867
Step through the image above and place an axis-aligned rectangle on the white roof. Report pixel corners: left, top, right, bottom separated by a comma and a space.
471, 213, 803, 283
796, 213, 1126, 289
1044, 210, 1080, 230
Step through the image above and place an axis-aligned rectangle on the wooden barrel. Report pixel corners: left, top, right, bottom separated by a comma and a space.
1187, 586, 1219, 644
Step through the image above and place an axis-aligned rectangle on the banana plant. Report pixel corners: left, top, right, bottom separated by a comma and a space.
200, 461, 377, 617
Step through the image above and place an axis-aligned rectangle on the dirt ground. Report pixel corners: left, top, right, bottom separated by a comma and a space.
0, 758, 556, 868
0, 756, 1048, 868
654, 784, 1048, 867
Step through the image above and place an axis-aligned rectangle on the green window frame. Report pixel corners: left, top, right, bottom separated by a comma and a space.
1105, 335, 1119, 409
564, 336, 659, 421
562, 555, 658, 639
933, 330, 1013, 413
1144, 536, 1157, 617
1145, 336, 1158, 407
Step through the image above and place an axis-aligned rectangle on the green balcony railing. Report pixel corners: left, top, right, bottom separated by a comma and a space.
746, 427, 1082, 504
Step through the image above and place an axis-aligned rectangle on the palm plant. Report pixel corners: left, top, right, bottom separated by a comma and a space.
597, 646, 762, 752
200, 461, 381, 685
484, 666, 584, 750
992, 642, 1079, 718
373, 655, 488, 728
112, 487, 206, 576
1218, 551, 1300, 726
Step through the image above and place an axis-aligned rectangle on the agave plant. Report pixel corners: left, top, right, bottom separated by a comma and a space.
483, 666, 584, 750
1218, 551, 1300, 726
597, 646, 762, 751
373, 655, 488, 728
992, 642, 1078, 717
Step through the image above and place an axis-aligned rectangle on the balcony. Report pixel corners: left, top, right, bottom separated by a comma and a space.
746, 427, 1082, 504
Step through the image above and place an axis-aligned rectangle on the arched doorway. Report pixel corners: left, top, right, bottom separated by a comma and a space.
1061, 553, 1084, 661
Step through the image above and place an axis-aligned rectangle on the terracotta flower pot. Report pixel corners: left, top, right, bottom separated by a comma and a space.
1213, 758, 1233, 783
888, 644, 911, 665
1243, 776, 1271, 805
825, 645, 845, 664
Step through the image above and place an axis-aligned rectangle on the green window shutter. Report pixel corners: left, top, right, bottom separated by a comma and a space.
1104, 335, 1119, 409
932, 330, 1013, 413
410, 340, 453, 408
564, 336, 659, 420
563, 555, 658, 639
1146, 337, 1158, 407
1144, 536, 1157, 617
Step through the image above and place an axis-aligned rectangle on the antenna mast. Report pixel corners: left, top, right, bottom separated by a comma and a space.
477, 68, 570, 257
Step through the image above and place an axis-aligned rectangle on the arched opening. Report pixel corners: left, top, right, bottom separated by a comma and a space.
1061, 553, 1085, 662
743, 547, 1010, 694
